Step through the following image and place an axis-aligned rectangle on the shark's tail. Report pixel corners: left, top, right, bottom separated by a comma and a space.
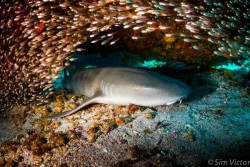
42, 96, 99, 119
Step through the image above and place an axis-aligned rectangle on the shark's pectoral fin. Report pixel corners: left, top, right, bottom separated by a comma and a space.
42, 92, 104, 119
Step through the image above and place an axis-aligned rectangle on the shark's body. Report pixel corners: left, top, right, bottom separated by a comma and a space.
44, 67, 191, 119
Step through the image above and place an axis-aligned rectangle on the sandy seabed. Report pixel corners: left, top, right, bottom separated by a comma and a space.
0, 68, 249, 166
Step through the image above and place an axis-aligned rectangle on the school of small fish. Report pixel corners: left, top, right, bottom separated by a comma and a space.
0, 0, 249, 112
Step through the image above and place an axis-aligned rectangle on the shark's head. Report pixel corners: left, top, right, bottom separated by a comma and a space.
62, 66, 78, 90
